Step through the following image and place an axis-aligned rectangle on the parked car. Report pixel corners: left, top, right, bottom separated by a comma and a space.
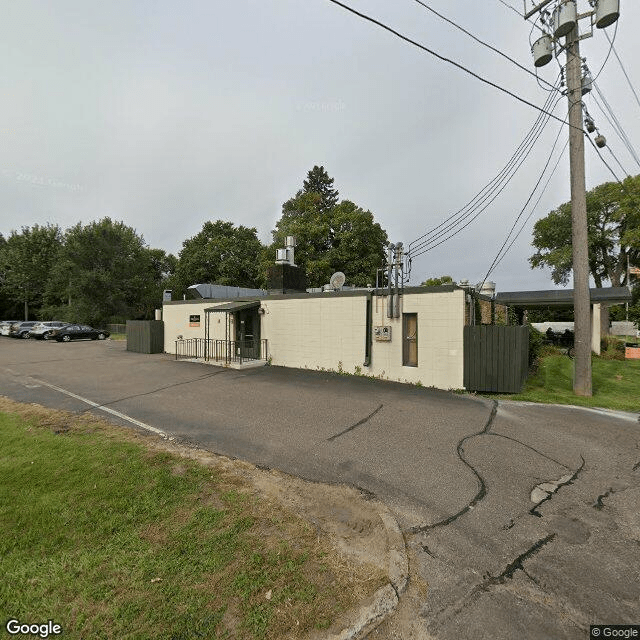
0, 321, 20, 336
51, 325, 110, 342
29, 321, 70, 340
8, 321, 38, 338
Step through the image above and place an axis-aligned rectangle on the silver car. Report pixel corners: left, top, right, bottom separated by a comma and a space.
29, 321, 70, 340
0, 321, 20, 336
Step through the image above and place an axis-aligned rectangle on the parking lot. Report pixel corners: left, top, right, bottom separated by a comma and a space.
1, 337, 639, 639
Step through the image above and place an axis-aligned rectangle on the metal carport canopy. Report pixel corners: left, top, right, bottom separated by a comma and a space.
204, 300, 261, 313
495, 287, 631, 308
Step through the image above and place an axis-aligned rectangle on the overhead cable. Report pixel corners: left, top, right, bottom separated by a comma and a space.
605, 30, 640, 111
407, 87, 562, 258
586, 135, 623, 185
481, 123, 568, 286
485, 139, 569, 278
409, 0, 556, 91
592, 82, 640, 169
592, 21, 618, 82
326, 0, 578, 129
606, 146, 631, 179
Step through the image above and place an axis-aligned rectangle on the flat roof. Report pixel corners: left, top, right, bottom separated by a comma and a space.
164, 284, 461, 305
495, 287, 631, 308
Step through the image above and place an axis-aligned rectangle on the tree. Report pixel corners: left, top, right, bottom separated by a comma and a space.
269, 167, 388, 288
138, 248, 177, 318
0, 224, 62, 320
302, 165, 338, 214
421, 275, 454, 287
174, 220, 264, 293
530, 176, 640, 287
44, 218, 160, 326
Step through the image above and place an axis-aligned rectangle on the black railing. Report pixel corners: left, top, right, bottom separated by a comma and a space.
175, 338, 268, 365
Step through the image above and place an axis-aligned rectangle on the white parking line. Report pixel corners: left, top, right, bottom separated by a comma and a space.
30, 378, 167, 437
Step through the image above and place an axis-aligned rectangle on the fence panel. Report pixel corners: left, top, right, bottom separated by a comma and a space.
464, 325, 529, 393
107, 323, 127, 335
126, 320, 164, 354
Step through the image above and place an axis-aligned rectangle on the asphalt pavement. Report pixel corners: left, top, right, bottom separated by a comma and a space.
1, 338, 639, 639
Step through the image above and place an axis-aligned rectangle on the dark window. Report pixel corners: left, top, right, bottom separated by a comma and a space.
403, 313, 418, 367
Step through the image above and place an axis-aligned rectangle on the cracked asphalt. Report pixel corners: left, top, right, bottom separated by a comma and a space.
1, 339, 639, 639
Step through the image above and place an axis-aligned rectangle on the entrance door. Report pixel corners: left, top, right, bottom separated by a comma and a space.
235, 308, 261, 360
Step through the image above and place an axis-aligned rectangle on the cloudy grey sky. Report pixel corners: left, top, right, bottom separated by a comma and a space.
2, 1, 638, 292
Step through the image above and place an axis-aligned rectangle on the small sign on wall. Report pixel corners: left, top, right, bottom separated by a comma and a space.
189, 314, 201, 327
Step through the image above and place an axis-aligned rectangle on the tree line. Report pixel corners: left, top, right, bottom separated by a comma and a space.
0, 167, 389, 325
2, 166, 638, 327
421, 174, 640, 326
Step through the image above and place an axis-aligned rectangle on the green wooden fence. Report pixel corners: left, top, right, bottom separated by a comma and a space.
126, 320, 164, 354
464, 325, 529, 393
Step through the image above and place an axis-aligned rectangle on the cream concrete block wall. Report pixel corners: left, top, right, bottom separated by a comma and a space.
163, 301, 229, 353
163, 288, 465, 390
260, 295, 367, 371
367, 289, 465, 389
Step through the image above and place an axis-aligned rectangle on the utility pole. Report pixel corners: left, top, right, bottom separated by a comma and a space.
525, 0, 621, 396
565, 25, 592, 396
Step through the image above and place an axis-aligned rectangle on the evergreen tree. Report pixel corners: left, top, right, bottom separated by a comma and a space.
302, 165, 339, 214
268, 167, 388, 288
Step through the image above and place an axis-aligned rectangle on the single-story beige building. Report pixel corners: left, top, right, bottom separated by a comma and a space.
163, 286, 467, 390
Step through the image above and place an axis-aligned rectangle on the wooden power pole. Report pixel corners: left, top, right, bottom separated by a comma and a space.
565, 26, 592, 396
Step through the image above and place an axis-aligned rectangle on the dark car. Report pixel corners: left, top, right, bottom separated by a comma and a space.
8, 321, 38, 338
52, 325, 110, 342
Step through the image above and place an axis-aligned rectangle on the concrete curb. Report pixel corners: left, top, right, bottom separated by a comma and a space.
500, 399, 640, 423
323, 505, 408, 640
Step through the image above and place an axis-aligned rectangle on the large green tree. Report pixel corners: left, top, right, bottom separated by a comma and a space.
44, 218, 161, 326
269, 167, 388, 288
174, 220, 264, 293
0, 224, 62, 320
530, 176, 640, 287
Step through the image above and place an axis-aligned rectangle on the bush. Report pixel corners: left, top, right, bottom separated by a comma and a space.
528, 326, 547, 367
600, 335, 626, 360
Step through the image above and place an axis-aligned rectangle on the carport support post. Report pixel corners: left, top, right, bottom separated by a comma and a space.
591, 304, 601, 355
566, 26, 592, 396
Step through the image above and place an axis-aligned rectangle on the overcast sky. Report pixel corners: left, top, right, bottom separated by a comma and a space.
2, 1, 638, 292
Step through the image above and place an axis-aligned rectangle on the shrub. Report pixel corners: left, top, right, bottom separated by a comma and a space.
600, 335, 626, 360
528, 326, 547, 367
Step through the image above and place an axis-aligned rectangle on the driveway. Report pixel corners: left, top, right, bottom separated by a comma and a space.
1, 339, 638, 639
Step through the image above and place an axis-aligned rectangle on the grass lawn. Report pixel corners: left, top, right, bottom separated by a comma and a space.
109, 333, 126, 341
501, 353, 640, 413
0, 400, 384, 639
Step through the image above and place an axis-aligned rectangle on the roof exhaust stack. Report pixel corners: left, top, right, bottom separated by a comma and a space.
276, 236, 296, 266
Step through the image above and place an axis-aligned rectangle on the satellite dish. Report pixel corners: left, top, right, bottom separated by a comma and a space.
329, 271, 346, 290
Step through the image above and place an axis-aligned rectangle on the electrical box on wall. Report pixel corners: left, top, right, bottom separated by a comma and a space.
374, 326, 392, 341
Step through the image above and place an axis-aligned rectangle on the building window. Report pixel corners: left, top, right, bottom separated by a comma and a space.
403, 313, 418, 367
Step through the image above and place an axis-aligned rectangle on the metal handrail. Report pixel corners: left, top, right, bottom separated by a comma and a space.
175, 338, 268, 364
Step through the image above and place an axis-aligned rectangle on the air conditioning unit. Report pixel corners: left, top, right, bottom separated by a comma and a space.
374, 326, 392, 341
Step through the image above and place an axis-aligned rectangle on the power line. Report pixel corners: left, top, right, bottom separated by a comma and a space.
590, 93, 640, 169
487, 139, 569, 277
407, 88, 562, 257
326, 0, 577, 129
591, 82, 640, 168
586, 134, 623, 184
605, 29, 640, 111
408, 85, 560, 251
408, 95, 561, 257
495, 0, 523, 19
410, 0, 557, 91
606, 146, 631, 178
480, 120, 567, 285
592, 20, 618, 82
